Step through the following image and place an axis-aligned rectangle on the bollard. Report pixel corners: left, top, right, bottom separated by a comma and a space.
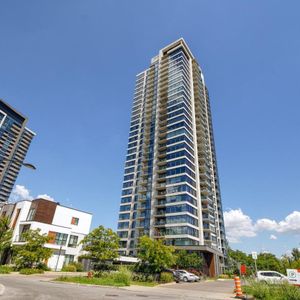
234, 276, 244, 299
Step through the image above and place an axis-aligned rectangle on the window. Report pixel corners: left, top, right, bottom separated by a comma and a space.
27, 208, 36, 221
118, 231, 128, 238
55, 233, 68, 245
119, 213, 130, 220
121, 197, 132, 204
71, 217, 79, 225
118, 222, 129, 229
64, 254, 74, 265
119, 205, 131, 212
48, 231, 56, 244
122, 189, 132, 196
68, 235, 79, 248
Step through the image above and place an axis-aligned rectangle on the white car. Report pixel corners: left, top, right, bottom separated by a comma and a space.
257, 271, 288, 284
174, 270, 200, 282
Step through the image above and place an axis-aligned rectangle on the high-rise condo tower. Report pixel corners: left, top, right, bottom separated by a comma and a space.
117, 39, 226, 275
0, 100, 35, 203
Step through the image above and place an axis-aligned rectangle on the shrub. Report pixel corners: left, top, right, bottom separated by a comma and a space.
72, 262, 84, 272
36, 262, 50, 271
93, 262, 118, 272
244, 280, 300, 300
280, 282, 300, 300
0, 265, 12, 274
112, 271, 131, 285
61, 262, 84, 272
218, 274, 230, 279
132, 272, 156, 282
94, 271, 110, 278
19, 268, 44, 275
160, 272, 174, 283
187, 268, 203, 277
61, 264, 77, 272
93, 267, 131, 286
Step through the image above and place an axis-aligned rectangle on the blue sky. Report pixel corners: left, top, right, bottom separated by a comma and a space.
1, 0, 300, 256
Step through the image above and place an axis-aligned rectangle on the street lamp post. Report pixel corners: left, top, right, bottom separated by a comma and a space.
0, 156, 36, 171
55, 245, 63, 272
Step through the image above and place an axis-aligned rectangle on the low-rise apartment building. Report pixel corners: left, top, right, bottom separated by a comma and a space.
0, 198, 92, 270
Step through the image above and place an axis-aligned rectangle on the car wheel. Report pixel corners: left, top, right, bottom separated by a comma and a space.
183, 277, 188, 282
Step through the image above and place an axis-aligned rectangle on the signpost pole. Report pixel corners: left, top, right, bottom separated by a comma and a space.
252, 251, 258, 276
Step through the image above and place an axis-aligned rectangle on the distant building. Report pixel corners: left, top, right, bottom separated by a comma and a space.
117, 39, 227, 276
0, 99, 35, 203
1, 198, 92, 270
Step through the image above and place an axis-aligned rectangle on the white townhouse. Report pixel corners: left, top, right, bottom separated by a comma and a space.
0, 198, 92, 270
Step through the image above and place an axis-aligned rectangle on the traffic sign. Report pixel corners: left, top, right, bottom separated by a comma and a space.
252, 251, 257, 260
287, 269, 300, 285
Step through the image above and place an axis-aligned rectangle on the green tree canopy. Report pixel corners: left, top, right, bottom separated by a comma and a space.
291, 248, 300, 261
175, 250, 203, 269
80, 225, 119, 263
137, 236, 175, 273
256, 253, 282, 273
13, 229, 52, 269
0, 216, 12, 264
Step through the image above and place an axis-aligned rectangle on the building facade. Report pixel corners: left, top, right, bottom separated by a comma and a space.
117, 39, 226, 275
1, 198, 92, 270
0, 100, 35, 203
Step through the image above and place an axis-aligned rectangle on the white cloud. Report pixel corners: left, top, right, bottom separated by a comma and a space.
224, 209, 300, 244
276, 211, 300, 233
255, 218, 278, 231
9, 184, 55, 203
9, 185, 33, 202
223, 209, 256, 243
36, 194, 55, 202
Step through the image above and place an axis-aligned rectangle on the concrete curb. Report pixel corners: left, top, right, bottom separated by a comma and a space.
48, 280, 124, 289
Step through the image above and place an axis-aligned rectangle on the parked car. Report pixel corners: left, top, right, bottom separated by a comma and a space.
174, 270, 200, 282
257, 271, 288, 284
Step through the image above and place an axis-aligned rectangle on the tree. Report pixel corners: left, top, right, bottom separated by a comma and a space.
226, 248, 254, 274
176, 250, 203, 269
0, 216, 13, 264
137, 236, 175, 273
80, 225, 119, 263
256, 253, 282, 273
13, 229, 52, 269
291, 248, 300, 261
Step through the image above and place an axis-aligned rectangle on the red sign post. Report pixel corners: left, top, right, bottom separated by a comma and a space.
240, 264, 247, 275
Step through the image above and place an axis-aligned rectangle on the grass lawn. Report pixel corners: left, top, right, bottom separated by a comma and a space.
131, 281, 158, 287
55, 276, 158, 287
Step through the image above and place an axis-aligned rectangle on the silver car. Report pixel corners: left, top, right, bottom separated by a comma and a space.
175, 270, 200, 282
257, 271, 288, 284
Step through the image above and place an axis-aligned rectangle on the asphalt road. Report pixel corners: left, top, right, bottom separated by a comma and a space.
0, 274, 235, 300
